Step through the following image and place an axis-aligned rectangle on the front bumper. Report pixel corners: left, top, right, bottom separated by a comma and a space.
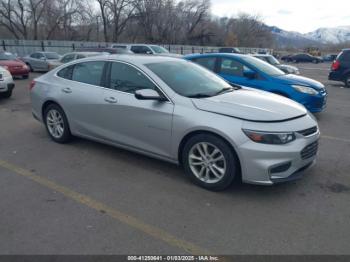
9, 68, 30, 76
238, 128, 319, 185
303, 90, 327, 113
0, 76, 15, 92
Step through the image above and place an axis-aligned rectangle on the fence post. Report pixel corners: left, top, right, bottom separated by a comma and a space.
201, 48, 204, 54
180, 46, 183, 55
168, 44, 171, 52
72, 43, 75, 51
2, 40, 6, 51
192, 46, 194, 53
41, 41, 45, 51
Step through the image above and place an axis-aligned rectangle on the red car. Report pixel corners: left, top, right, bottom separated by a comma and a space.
0, 52, 30, 79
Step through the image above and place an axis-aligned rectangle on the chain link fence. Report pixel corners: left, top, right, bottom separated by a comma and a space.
0, 39, 273, 57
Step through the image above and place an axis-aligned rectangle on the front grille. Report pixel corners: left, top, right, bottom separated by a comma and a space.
297, 126, 318, 136
301, 141, 318, 160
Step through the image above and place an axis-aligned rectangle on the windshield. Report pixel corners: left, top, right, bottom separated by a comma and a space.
0, 52, 17, 60
266, 56, 280, 65
146, 61, 232, 97
242, 56, 285, 76
45, 52, 60, 60
150, 46, 169, 54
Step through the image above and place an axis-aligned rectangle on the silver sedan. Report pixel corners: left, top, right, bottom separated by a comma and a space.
30, 55, 319, 190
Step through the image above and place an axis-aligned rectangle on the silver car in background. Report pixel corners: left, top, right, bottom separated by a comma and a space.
49, 52, 108, 69
22, 51, 61, 72
30, 55, 319, 190
0, 66, 15, 98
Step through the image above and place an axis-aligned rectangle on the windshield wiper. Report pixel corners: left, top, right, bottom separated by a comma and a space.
187, 93, 212, 98
213, 87, 236, 96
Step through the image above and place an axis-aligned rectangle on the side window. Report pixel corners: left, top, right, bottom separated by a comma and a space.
340, 51, 350, 62
193, 57, 216, 71
37, 53, 45, 59
76, 54, 85, 59
131, 46, 152, 54
61, 54, 75, 63
57, 65, 74, 80
219, 58, 245, 77
72, 61, 105, 86
109, 62, 157, 94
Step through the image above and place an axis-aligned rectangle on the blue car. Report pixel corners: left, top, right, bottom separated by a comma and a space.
184, 53, 327, 113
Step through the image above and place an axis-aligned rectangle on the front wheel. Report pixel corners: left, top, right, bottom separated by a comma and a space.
182, 134, 239, 191
44, 104, 72, 143
0, 90, 12, 98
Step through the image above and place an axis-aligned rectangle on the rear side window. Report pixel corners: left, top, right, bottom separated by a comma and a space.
131, 46, 152, 54
192, 57, 216, 71
57, 65, 74, 79
109, 62, 156, 93
339, 51, 350, 61
220, 58, 244, 76
71, 61, 105, 86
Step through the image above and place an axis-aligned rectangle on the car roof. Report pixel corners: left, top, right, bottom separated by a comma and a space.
252, 54, 271, 57
66, 52, 101, 55
184, 53, 247, 59
83, 54, 183, 65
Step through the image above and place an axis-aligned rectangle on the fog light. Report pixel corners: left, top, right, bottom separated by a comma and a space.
270, 162, 291, 174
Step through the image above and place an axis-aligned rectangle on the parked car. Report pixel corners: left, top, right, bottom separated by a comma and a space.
329, 49, 350, 87
323, 54, 337, 62
185, 53, 327, 113
111, 44, 181, 57
0, 51, 30, 79
280, 54, 292, 62
50, 52, 108, 69
253, 54, 300, 74
218, 47, 241, 54
22, 52, 61, 72
289, 53, 323, 63
76, 47, 132, 54
0, 66, 15, 98
30, 55, 319, 190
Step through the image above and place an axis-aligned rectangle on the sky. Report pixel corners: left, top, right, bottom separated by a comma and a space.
211, 0, 350, 33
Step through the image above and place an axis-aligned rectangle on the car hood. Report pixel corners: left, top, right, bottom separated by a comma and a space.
191, 88, 307, 122
0, 59, 25, 67
274, 74, 325, 91
157, 53, 183, 58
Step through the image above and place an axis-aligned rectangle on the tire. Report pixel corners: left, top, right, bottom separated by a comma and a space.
182, 134, 239, 191
23, 75, 29, 79
0, 90, 12, 98
292, 59, 297, 63
344, 75, 350, 88
312, 59, 318, 64
44, 103, 72, 143
26, 63, 33, 72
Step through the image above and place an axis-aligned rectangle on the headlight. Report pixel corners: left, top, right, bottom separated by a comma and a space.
243, 129, 296, 144
292, 85, 318, 95
1, 69, 11, 78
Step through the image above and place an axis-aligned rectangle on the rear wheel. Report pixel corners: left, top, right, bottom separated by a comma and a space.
0, 90, 12, 98
344, 75, 350, 88
182, 134, 239, 191
312, 59, 318, 64
44, 104, 72, 143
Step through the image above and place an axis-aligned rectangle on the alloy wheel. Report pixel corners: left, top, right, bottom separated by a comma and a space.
188, 142, 227, 184
46, 109, 65, 139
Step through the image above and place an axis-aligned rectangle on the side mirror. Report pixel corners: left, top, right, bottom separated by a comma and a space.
146, 50, 153, 55
135, 89, 166, 101
243, 70, 257, 79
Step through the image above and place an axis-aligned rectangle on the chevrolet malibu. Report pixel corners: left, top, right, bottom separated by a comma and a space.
30, 55, 319, 190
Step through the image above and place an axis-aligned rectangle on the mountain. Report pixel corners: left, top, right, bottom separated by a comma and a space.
268, 25, 350, 48
267, 26, 321, 48
305, 26, 350, 44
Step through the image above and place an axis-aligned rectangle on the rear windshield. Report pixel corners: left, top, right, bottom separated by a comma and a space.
338, 51, 350, 61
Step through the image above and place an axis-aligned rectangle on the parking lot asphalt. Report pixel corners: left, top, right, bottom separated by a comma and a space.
0, 62, 349, 255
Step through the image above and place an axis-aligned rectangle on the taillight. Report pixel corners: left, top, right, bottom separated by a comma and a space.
331, 60, 340, 71
29, 80, 36, 90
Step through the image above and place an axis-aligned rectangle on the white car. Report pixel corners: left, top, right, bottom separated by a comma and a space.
0, 66, 15, 98
111, 43, 182, 57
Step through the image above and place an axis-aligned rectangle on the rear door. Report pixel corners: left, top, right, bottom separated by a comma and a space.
98, 61, 174, 157
55, 61, 107, 137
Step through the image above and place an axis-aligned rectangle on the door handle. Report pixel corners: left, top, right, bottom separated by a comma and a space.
104, 97, 117, 103
62, 87, 72, 94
